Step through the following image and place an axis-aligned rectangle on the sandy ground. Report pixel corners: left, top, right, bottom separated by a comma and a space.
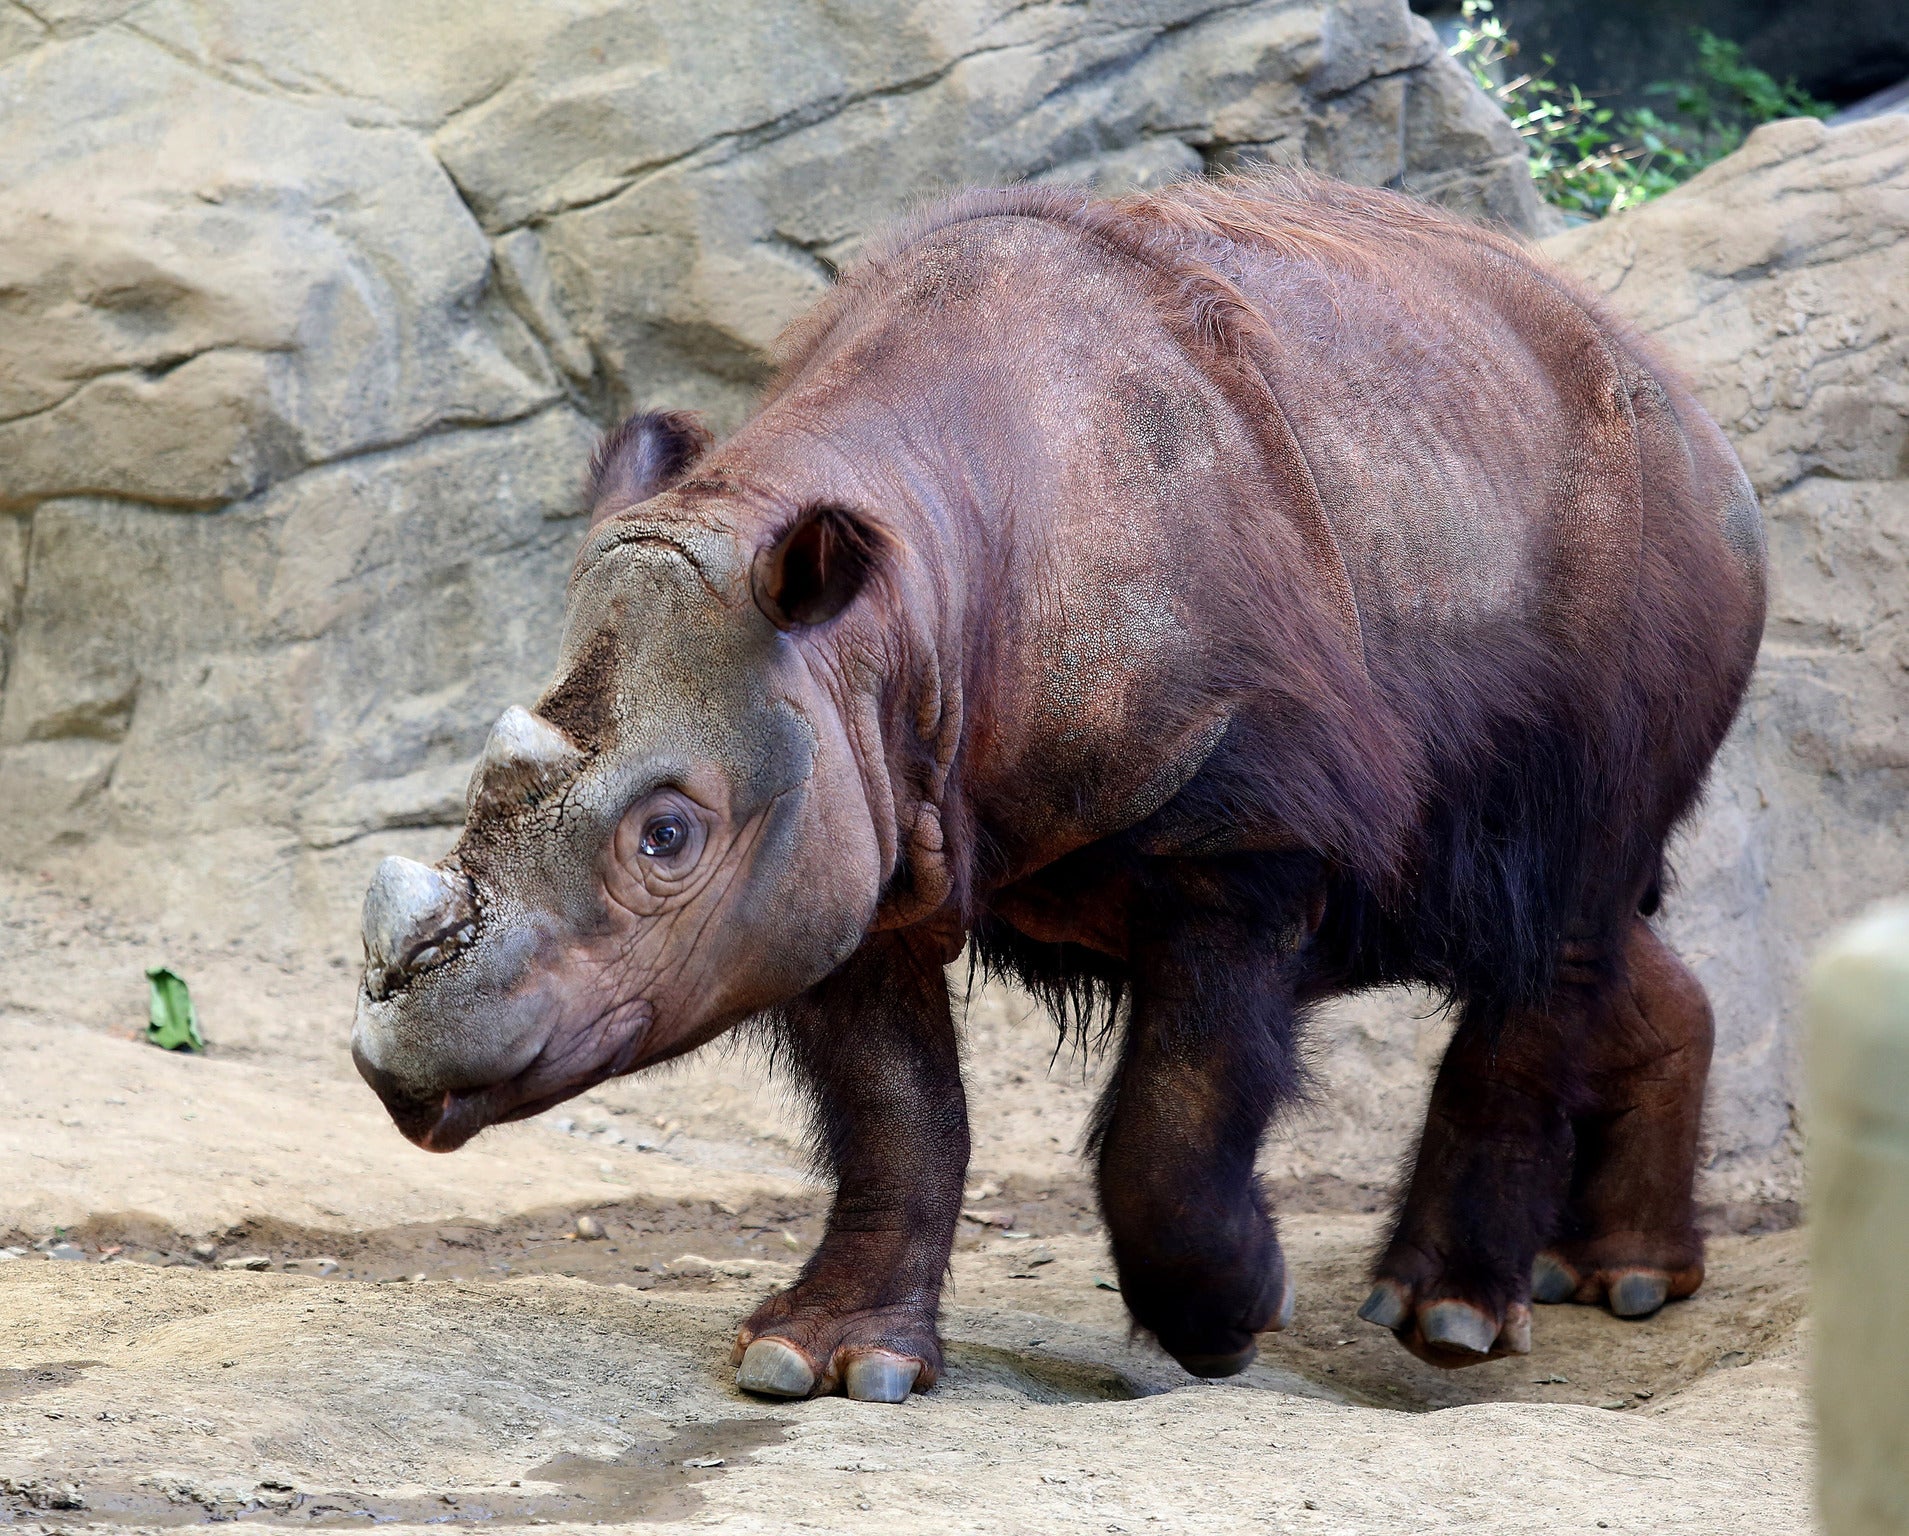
0, 873, 1815, 1532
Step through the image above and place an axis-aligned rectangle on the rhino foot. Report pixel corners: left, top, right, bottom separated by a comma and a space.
730, 1292, 940, 1403
1529, 1238, 1703, 1320
1357, 1276, 1532, 1368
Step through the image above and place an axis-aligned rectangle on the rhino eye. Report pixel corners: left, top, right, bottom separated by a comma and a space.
639, 814, 688, 858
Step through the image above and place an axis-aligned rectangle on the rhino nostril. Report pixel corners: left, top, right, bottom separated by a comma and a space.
398, 918, 478, 980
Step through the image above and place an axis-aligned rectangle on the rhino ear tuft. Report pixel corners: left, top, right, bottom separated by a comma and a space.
588, 410, 712, 526
751, 505, 887, 630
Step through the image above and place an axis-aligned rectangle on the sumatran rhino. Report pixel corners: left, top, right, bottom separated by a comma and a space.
352, 174, 1765, 1401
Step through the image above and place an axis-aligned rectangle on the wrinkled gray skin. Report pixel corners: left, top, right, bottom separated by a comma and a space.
351, 508, 883, 1150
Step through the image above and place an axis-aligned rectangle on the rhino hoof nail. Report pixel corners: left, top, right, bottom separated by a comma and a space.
736, 1338, 816, 1398
1418, 1300, 1497, 1355
1607, 1271, 1670, 1319
1357, 1282, 1409, 1331
842, 1353, 921, 1403
1530, 1251, 1580, 1305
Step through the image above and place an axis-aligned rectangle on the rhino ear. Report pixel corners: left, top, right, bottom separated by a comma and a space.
751, 505, 887, 630
588, 410, 712, 527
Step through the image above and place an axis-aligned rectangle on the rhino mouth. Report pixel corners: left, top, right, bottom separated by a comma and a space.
356, 998, 653, 1153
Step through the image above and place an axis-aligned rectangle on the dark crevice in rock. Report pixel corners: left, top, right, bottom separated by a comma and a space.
0, 345, 275, 433
760, 231, 840, 287
116, 21, 299, 105
471, 38, 1047, 235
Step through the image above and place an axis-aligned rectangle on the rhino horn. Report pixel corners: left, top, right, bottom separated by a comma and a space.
361, 856, 477, 1000
468, 705, 584, 817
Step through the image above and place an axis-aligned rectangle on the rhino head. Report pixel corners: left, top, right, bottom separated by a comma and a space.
350, 413, 893, 1149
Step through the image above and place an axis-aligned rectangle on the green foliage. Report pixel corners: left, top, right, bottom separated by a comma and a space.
1450, 1, 1832, 220
145, 965, 205, 1052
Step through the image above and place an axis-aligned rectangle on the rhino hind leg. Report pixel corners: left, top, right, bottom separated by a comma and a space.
1361, 915, 1712, 1366
1358, 1000, 1569, 1368
732, 929, 968, 1403
1531, 918, 1712, 1319
1093, 875, 1304, 1378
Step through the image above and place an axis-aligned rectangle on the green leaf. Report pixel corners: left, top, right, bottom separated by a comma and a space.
145, 967, 205, 1053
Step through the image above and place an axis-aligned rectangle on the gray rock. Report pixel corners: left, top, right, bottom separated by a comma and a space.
0, 33, 555, 512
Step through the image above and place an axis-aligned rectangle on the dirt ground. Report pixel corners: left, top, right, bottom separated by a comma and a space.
0, 873, 1814, 1533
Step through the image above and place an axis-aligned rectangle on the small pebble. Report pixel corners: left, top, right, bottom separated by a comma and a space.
189, 1242, 218, 1262
219, 1255, 271, 1271
682, 1457, 724, 1469
575, 1215, 606, 1240
47, 1244, 86, 1262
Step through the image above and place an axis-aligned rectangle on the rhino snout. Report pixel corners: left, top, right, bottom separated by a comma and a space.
351, 1042, 453, 1145
360, 855, 478, 1001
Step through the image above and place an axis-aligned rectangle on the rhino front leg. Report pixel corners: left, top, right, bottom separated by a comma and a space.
733, 928, 968, 1403
1094, 876, 1302, 1378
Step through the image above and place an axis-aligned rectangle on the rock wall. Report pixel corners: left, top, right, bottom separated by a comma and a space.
0, 0, 1545, 944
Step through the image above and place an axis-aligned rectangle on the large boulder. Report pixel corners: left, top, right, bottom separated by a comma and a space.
0, 0, 1547, 945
